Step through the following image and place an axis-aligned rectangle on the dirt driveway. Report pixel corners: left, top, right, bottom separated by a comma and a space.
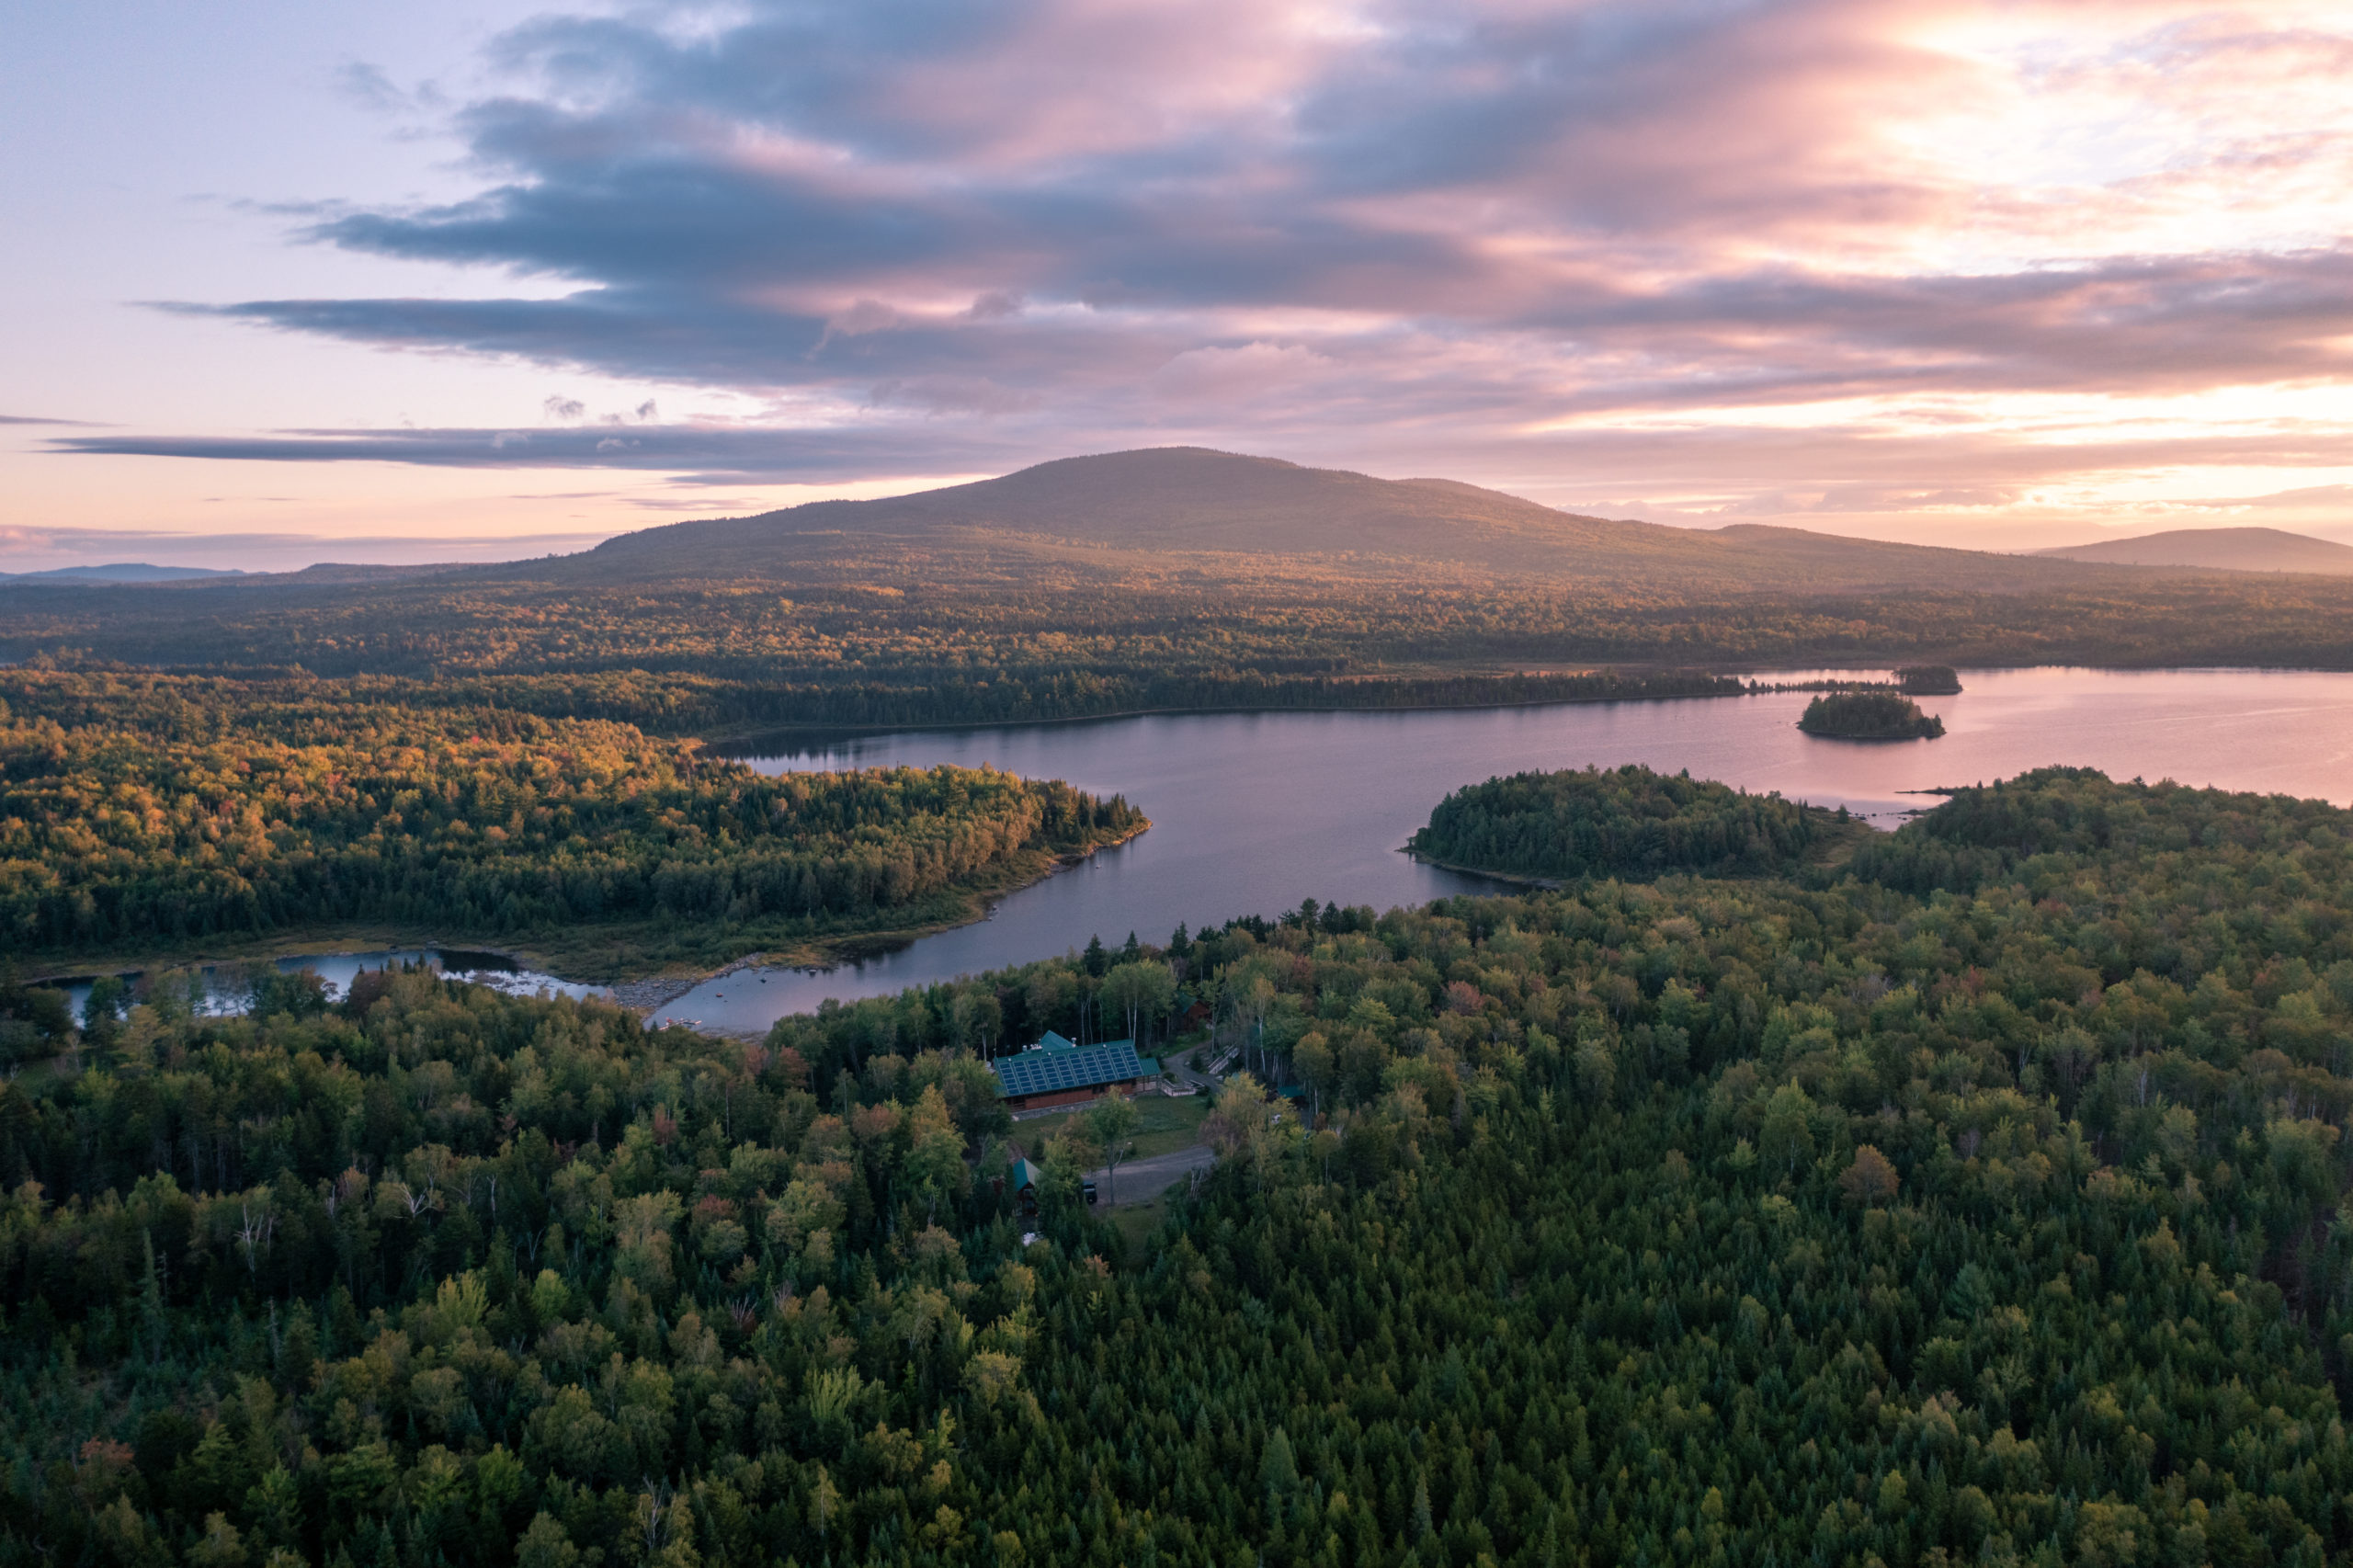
1087, 1142, 1215, 1207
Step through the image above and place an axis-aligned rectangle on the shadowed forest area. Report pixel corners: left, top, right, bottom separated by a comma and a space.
5, 768, 2353, 1565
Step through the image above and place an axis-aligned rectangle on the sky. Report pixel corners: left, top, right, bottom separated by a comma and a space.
5, 0, 2351, 572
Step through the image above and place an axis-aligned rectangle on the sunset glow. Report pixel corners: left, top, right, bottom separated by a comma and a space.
6, 0, 2350, 566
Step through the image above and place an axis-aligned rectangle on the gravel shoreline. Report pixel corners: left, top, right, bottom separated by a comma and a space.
607, 954, 776, 1017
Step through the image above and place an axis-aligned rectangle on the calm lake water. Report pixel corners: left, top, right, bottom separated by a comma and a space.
642, 666, 2353, 1033
55, 949, 597, 1026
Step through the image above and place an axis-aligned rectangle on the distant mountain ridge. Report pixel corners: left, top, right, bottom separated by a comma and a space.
6, 453, 2255, 599
529, 446, 2107, 594
0, 562, 243, 584
2038, 527, 2353, 575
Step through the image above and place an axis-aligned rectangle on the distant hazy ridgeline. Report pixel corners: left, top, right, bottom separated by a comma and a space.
2039, 526, 2353, 574
558, 448, 2097, 591
6, 451, 2353, 738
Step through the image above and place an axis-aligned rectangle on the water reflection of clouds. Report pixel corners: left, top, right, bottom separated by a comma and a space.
53, 670, 2353, 1034
661, 667, 2353, 1032
51, 949, 600, 1024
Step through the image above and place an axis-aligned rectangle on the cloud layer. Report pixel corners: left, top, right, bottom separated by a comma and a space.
71, 0, 2353, 537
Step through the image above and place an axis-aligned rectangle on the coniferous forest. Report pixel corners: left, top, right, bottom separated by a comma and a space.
1408, 766, 1845, 882
7, 565, 2353, 739
6, 767, 2353, 1565
1796, 694, 1946, 741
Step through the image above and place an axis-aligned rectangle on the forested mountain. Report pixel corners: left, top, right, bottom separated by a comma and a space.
0, 671, 1142, 977
2040, 527, 2353, 575
6, 767, 2353, 1566
543, 449, 2089, 593
6, 452, 2353, 738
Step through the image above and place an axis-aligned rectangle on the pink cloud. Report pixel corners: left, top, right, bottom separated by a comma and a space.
77, 0, 2353, 540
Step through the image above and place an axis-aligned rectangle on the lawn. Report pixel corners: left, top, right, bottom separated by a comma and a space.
1104, 1199, 1167, 1254
1006, 1091, 1209, 1161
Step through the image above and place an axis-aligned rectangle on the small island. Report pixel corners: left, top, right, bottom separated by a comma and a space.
1799, 690, 1945, 740
1407, 763, 1867, 882
1895, 664, 1963, 695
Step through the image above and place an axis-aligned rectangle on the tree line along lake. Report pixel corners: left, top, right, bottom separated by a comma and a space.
645, 665, 2353, 1032
54, 666, 2353, 1031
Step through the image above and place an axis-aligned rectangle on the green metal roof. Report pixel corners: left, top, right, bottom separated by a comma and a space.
993, 1039, 1144, 1099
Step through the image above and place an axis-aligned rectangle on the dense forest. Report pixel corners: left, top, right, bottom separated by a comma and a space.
1408, 765, 1847, 882
0, 672, 1142, 976
6, 566, 2353, 734
5, 767, 2353, 1565
1798, 693, 1946, 740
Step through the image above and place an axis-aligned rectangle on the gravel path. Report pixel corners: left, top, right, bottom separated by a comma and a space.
1086, 1142, 1216, 1207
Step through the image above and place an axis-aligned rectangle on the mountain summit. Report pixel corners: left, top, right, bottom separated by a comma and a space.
543, 447, 2094, 593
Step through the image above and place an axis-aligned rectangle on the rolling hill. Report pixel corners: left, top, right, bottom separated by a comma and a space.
2038, 526, 2353, 574
536, 447, 2101, 594
14, 449, 2353, 713
0, 562, 242, 584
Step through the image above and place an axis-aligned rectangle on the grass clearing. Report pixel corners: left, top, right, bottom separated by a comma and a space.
1009, 1092, 1209, 1161
1105, 1199, 1168, 1253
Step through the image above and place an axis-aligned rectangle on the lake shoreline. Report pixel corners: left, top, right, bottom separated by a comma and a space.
38, 668, 2353, 1038
700, 676, 1762, 749
1399, 849, 1563, 891
691, 661, 2335, 747
1400, 802, 1882, 890
22, 818, 1153, 1008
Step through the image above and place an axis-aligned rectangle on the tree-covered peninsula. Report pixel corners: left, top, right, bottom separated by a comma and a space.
1407, 763, 1851, 881
1799, 691, 1946, 740
0, 671, 1143, 977
6, 767, 2353, 1565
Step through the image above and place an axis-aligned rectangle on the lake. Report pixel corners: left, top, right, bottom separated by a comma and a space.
642, 665, 2353, 1033
52, 949, 597, 1026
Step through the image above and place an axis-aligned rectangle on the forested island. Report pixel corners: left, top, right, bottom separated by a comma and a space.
1799, 691, 1947, 739
4, 767, 2352, 1565
0, 671, 1144, 978
1408, 764, 1857, 881
1894, 665, 1962, 695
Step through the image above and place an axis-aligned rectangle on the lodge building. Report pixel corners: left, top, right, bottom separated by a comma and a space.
991, 1031, 1157, 1109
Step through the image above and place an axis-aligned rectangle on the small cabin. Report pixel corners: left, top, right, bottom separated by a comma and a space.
1003, 1153, 1096, 1214
991, 1031, 1156, 1109
1006, 1156, 1046, 1216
